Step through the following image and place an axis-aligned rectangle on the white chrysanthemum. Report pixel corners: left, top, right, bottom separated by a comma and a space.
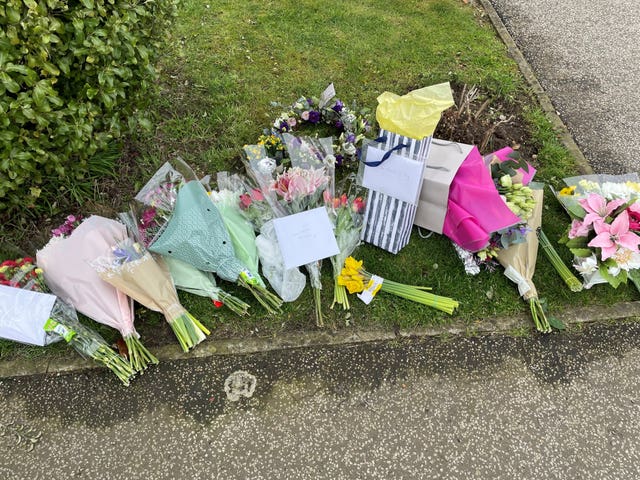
573, 255, 598, 276
600, 181, 637, 200
578, 179, 601, 194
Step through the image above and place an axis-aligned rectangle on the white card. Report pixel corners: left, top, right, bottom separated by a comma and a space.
361, 145, 425, 205
318, 83, 336, 108
273, 207, 340, 269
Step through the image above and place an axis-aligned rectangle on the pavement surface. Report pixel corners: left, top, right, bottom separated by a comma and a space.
487, 0, 640, 174
2, 321, 640, 480
2, 2, 640, 479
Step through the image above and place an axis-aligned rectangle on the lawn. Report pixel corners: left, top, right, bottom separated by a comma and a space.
1, 0, 636, 360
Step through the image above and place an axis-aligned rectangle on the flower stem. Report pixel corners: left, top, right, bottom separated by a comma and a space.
529, 298, 552, 333
124, 335, 158, 373
362, 271, 458, 315
217, 291, 250, 316
313, 287, 323, 327
167, 312, 208, 352
92, 346, 135, 386
537, 229, 583, 292
239, 277, 283, 314
331, 277, 350, 310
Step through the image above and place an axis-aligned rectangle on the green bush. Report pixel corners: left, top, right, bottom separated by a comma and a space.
0, 0, 178, 212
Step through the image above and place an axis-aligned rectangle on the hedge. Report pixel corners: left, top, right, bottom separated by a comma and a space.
0, 0, 178, 211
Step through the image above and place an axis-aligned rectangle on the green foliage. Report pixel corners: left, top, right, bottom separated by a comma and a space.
0, 0, 178, 212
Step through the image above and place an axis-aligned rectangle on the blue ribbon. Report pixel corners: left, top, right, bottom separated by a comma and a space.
362, 136, 409, 167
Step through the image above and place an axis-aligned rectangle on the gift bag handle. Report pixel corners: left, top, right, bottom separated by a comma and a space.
361, 136, 409, 167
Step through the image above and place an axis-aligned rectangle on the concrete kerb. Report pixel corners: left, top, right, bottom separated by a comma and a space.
2, 301, 640, 380
0, 2, 629, 380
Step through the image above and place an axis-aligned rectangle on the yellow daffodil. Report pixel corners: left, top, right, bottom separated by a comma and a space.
344, 256, 363, 271
558, 185, 576, 196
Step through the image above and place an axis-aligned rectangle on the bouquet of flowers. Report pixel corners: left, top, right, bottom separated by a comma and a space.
92, 239, 210, 353
0, 261, 134, 385
36, 215, 158, 373
451, 149, 537, 271
325, 182, 366, 310
229, 160, 307, 303
337, 257, 459, 314
246, 134, 336, 325
496, 187, 564, 333
554, 174, 640, 290
211, 172, 264, 286
132, 162, 283, 314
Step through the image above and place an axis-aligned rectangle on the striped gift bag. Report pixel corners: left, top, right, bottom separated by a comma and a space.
360, 130, 433, 254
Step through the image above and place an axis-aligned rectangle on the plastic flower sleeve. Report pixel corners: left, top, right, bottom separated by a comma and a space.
208, 188, 264, 287
44, 298, 135, 385
92, 239, 210, 353
148, 180, 283, 314
164, 256, 250, 316
36, 215, 157, 373
255, 220, 306, 302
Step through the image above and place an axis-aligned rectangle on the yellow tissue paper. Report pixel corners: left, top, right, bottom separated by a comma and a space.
376, 82, 454, 140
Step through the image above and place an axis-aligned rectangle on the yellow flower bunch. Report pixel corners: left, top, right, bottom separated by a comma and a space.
257, 134, 285, 151
558, 185, 576, 196
337, 256, 459, 314
338, 257, 366, 294
625, 181, 640, 193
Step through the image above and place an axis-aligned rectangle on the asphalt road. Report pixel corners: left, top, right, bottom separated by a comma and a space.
2, 321, 640, 479
488, 0, 640, 174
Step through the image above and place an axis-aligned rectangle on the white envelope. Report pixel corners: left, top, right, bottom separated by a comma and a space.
0, 285, 59, 346
273, 207, 340, 269
361, 145, 425, 206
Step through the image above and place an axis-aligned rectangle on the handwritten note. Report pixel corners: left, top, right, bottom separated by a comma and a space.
273, 207, 340, 269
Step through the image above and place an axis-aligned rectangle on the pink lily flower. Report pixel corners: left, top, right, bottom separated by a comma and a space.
568, 219, 591, 239
579, 193, 626, 228
588, 210, 640, 260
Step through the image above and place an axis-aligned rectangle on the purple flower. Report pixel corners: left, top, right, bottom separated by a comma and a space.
278, 120, 290, 132
52, 228, 62, 237
335, 120, 343, 130
66, 214, 76, 223
346, 133, 356, 143
306, 97, 314, 106
332, 100, 344, 113
335, 154, 343, 166
308, 110, 321, 124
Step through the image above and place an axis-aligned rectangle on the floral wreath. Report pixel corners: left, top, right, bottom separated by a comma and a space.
260, 93, 374, 166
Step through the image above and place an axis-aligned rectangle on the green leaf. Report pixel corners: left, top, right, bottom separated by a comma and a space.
5, 7, 21, 24
564, 237, 588, 249
80, 0, 94, 9
33, 82, 47, 107
5, 63, 29, 76
548, 316, 566, 330
41, 61, 61, 76
599, 264, 627, 288
569, 248, 593, 258
0, 72, 20, 94
0, 130, 17, 142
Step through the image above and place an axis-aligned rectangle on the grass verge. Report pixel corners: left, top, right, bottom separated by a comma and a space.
1, 0, 636, 360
